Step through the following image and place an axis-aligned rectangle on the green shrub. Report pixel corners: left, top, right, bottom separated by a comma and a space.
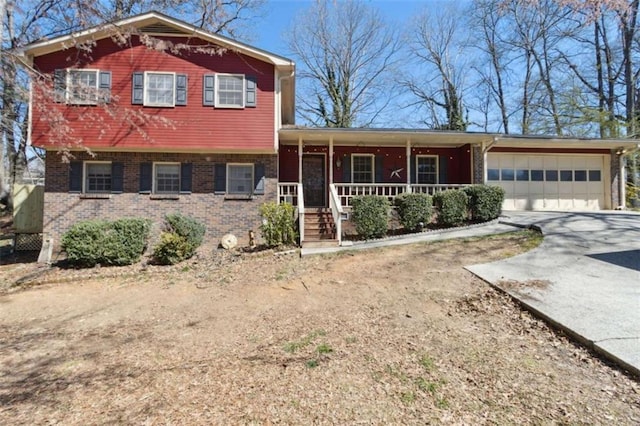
165, 213, 206, 249
152, 213, 205, 264
432, 189, 469, 227
394, 193, 433, 232
152, 232, 193, 265
61, 218, 151, 267
259, 202, 298, 247
463, 185, 505, 222
351, 195, 390, 239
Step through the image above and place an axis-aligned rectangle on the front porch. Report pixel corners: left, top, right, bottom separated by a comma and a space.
277, 128, 483, 247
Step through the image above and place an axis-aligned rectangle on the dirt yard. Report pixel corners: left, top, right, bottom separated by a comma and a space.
1, 231, 639, 424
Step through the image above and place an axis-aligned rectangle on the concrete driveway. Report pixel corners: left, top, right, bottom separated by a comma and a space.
466, 211, 640, 376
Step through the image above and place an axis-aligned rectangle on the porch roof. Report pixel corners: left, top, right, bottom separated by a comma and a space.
279, 127, 640, 152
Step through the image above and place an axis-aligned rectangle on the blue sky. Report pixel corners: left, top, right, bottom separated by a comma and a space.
256, 0, 434, 56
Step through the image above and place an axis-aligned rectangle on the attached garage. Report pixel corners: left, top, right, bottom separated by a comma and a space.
487, 153, 610, 211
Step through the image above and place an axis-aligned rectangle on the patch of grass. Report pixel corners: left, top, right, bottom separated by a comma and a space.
419, 353, 435, 371
519, 229, 544, 251
283, 330, 326, 353
400, 391, 416, 404
306, 359, 319, 368
316, 343, 333, 354
345, 336, 357, 344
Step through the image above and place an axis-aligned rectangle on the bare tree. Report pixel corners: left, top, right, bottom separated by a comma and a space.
286, 0, 401, 128
404, 4, 469, 131
0, 0, 265, 210
471, 0, 513, 133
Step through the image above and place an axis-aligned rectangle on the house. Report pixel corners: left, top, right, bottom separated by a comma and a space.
22, 12, 639, 249
22, 11, 294, 247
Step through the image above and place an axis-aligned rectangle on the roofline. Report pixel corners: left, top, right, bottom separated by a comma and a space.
22, 10, 295, 69
279, 127, 640, 150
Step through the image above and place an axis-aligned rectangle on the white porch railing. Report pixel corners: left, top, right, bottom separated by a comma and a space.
410, 184, 469, 196
328, 184, 343, 246
278, 182, 305, 244
333, 183, 469, 207
277, 182, 299, 205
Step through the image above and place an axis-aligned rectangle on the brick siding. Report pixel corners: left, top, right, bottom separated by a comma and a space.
44, 152, 277, 249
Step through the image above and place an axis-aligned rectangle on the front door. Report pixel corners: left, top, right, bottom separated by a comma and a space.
302, 154, 326, 207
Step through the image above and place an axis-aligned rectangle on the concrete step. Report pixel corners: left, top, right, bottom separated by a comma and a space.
301, 239, 339, 248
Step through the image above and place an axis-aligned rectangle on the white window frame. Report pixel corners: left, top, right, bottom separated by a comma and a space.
351, 154, 374, 184
416, 155, 439, 184
144, 71, 176, 107
67, 69, 99, 105
153, 162, 180, 194
227, 163, 254, 195
83, 161, 112, 193
215, 74, 245, 108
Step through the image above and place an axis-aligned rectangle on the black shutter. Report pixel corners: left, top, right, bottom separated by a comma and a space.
139, 162, 152, 193
69, 161, 82, 193
246, 76, 257, 108
342, 155, 351, 183
214, 163, 226, 193
111, 162, 124, 193
180, 163, 192, 193
438, 155, 448, 184
99, 71, 111, 103
175, 74, 187, 106
132, 72, 144, 105
375, 155, 384, 183
410, 155, 416, 184
253, 163, 265, 195
54, 69, 66, 103
203, 74, 215, 106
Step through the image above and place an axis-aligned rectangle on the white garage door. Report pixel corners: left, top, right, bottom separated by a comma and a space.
487, 154, 607, 211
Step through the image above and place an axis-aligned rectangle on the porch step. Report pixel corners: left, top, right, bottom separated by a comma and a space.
301, 239, 339, 248
303, 208, 337, 245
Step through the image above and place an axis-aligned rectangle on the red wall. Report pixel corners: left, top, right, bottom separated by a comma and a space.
31, 36, 276, 152
278, 144, 473, 183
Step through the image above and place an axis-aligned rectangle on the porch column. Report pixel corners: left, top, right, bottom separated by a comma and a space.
329, 136, 334, 184
298, 136, 303, 183
406, 139, 412, 193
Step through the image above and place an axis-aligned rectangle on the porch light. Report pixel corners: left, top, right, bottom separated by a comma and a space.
336, 157, 342, 168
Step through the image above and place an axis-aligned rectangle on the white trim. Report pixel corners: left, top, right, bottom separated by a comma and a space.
144, 71, 176, 107
226, 163, 254, 195
415, 155, 439, 185
351, 154, 375, 184
22, 11, 295, 69
83, 160, 112, 193
215, 73, 245, 108
153, 161, 181, 194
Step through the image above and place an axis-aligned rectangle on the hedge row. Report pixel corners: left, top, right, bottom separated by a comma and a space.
351, 185, 505, 235
61, 218, 151, 267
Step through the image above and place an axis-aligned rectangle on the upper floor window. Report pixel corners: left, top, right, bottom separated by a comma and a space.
352, 154, 374, 183
132, 71, 187, 107
69, 70, 98, 104
54, 68, 111, 105
145, 72, 175, 107
203, 74, 257, 108
416, 156, 438, 184
216, 74, 244, 108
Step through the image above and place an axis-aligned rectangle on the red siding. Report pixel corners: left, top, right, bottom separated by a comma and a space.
278, 144, 472, 183
31, 36, 276, 152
